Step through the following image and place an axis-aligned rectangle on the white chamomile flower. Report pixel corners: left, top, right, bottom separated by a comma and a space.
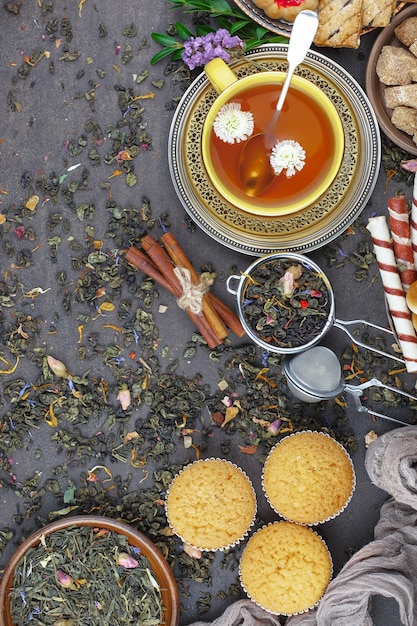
270, 139, 306, 178
213, 102, 254, 145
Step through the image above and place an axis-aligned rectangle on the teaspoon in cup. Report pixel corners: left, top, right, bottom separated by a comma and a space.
238, 10, 319, 197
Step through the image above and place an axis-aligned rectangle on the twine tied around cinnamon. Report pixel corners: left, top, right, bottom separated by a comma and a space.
174, 266, 212, 315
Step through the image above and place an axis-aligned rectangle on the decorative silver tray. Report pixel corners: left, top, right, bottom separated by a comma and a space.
232, 0, 293, 36
168, 45, 380, 256
232, 0, 407, 38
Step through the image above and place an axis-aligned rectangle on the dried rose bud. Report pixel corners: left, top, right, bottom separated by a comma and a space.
279, 271, 296, 298
268, 419, 282, 435
47, 355, 69, 379
117, 385, 131, 410
401, 159, 417, 173
56, 569, 73, 588
116, 552, 138, 568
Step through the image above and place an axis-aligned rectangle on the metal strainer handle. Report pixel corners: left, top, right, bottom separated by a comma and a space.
333, 318, 405, 364
345, 378, 417, 402
344, 386, 412, 427
284, 347, 414, 426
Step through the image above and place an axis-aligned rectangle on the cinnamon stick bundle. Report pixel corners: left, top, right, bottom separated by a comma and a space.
125, 244, 222, 349
124, 231, 245, 348
160, 231, 244, 338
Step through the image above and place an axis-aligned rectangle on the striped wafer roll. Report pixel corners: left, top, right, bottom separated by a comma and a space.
387, 194, 416, 292
411, 173, 417, 269
367, 215, 417, 374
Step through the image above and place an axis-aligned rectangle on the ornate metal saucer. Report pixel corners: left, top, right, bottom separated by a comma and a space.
168, 44, 380, 256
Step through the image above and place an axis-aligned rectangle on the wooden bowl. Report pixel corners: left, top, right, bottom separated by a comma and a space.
0, 515, 180, 626
366, 4, 417, 156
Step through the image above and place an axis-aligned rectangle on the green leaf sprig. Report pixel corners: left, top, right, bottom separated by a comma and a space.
151, 0, 286, 65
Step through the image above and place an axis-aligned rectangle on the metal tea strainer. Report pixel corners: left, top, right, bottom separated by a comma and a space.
226, 252, 406, 362
283, 346, 414, 426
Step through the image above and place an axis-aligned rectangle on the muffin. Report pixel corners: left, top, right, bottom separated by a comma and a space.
165, 458, 256, 551
239, 521, 332, 615
262, 431, 355, 525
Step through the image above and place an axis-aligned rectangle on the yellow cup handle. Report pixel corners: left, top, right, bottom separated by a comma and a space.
204, 58, 238, 94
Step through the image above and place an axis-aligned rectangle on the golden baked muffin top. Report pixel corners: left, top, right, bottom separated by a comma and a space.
262, 431, 355, 524
165, 458, 256, 551
239, 521, 332, 615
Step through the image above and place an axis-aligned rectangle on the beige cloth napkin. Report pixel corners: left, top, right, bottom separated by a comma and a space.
187, 599, 283, 626
187, 426, 417, 626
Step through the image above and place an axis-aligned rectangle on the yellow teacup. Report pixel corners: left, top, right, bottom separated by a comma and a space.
202, 58, 345, 217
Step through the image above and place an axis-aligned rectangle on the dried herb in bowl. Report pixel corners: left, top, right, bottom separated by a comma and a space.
242, 257, 331, 349
9, 525, 164, 625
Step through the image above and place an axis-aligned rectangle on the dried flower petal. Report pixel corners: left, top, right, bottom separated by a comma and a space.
117, 552, 138, 568
25, 195, 39, 210
182, 543, 202, 559
221, 405, 239, 427
401, 159, 417, 172
123, 431, 140, 443
238, 444, 258, 454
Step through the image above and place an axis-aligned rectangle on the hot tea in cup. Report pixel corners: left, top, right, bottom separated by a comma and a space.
202, 58, 344, 217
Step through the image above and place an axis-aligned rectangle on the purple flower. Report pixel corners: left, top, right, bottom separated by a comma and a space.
182, 28, 244, 71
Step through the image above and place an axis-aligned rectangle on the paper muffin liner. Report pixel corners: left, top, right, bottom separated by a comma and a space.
165, 457, 257, 552
261, 430, 356, 525
239, 521, 333, 617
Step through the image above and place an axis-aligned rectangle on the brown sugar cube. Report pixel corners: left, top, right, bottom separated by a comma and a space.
384, 84, 417, 110
395, 16, 417, 47
362, 0, 396, 28
376, 45, 417, 85
391, 106, 417, 136
410, 40, 417, 58
314, 0, 363, 49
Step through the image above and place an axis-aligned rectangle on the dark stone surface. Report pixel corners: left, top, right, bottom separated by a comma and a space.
0, 2, 413, 624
